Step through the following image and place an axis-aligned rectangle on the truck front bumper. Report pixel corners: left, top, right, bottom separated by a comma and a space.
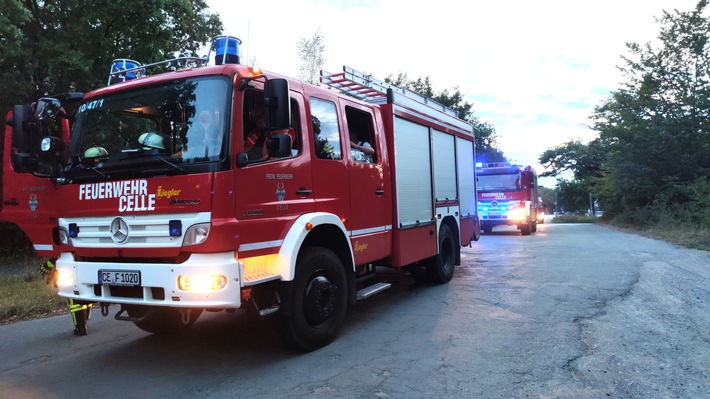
55, 252, 244, 309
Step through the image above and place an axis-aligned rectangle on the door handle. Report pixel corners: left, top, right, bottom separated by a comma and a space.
296, 188, 313, 196
375, 188, 385, 196
3, 198, 19, 206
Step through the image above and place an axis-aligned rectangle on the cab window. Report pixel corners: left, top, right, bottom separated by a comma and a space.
345, 106, 376, 163
310, 97, 341, 160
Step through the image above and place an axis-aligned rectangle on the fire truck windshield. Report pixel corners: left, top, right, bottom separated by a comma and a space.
477, 173, 521, 192
65, 76, 230, 180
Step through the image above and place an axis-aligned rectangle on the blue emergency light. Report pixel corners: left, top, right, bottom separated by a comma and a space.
214, 36, 241, 65
169, 220, 183, 237
108, 59, 144, 85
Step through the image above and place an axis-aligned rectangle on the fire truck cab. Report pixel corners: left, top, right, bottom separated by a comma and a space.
4, 36, 479, 351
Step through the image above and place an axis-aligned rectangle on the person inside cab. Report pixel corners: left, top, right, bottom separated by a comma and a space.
350, 131, 374, 163
244, 106, 268, 160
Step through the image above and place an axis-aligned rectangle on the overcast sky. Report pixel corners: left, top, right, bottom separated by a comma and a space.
206, 0, 701, 187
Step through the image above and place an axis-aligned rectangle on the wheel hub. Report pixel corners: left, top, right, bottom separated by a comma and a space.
304, 276, 336, 325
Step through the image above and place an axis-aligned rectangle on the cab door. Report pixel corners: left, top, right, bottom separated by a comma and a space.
1, 107, 66, 257
341, 101, 391, 264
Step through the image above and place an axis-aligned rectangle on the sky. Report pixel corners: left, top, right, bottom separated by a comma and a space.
206, 0, 701, 187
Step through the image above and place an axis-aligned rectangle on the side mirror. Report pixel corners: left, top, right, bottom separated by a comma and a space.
266, 78, 290, 130
34, 98, 63, 121
10, 104, 37, 173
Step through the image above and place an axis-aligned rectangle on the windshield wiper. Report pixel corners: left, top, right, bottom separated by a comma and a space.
149, 152, 187, 174
66, 156, 109, 180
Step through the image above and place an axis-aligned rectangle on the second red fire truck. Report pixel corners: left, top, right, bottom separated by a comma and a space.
476, 162, 539, 235
3, 36, 480, 351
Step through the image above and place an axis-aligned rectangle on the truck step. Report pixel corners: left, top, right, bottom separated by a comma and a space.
356, 282, 391, 301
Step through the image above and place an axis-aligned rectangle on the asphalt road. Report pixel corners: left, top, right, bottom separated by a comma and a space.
1, 222, 708, 398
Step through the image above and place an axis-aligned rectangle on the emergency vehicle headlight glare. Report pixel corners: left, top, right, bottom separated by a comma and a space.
59, 229, 73, 246
177, 274, 227, 291
56, 268, 73, 287
500, 206, 507, 211
68, 223, 79, 238
169, 220, 182, 237
183, 223, 210, 246
40, 137, 52, 152
509, 209, 525, 220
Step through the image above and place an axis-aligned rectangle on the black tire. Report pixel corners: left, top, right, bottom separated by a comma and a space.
531, 221, 538, 233
429, 224, 456, 284
127, 306, 202, 334
520, 221, 531, 236
279, 247, 348, 351
482, 225, 493, 234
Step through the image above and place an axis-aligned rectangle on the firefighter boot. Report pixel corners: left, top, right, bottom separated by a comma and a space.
70, 300, 92, 336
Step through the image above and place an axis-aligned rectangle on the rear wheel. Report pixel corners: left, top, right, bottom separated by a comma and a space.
429, 224, 456, 284
127, 306, 202, 334
279, 247, 348, 351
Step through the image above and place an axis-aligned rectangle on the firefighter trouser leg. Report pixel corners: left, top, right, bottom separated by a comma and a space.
69, 299, 92, 336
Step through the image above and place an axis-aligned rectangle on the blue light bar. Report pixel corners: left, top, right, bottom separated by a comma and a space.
214, 36, 241, 65
108, 59, 144, 85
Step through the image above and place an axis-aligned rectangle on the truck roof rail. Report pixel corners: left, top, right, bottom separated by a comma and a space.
107, 56, 208, 85
106, 36, 243, 86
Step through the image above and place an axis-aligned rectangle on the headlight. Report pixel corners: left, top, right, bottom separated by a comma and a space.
56, 268, 73, 287
508, 209, 526, 220
183, 223, 210, 246
58, 228, 73, 246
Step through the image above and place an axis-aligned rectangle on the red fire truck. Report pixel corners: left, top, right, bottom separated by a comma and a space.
476, 162, 538, 235
3, 36, 480, 351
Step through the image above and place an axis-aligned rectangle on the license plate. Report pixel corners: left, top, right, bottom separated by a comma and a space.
98, 270, 141, 286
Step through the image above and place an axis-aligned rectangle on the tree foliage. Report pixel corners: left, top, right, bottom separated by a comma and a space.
540, 0, 710, 222
385, 72, 505, 162
297, 28, 326, 85
0, 0, 222, 115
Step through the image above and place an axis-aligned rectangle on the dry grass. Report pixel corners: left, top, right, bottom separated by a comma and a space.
0, 267, 68, 324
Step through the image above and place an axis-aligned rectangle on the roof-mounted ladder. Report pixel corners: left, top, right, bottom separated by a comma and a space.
320, 66, 460, 119
320, 66, 393, 102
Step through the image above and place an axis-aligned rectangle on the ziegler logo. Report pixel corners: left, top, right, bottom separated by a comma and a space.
354, 241, 369, 253
244, 209, 263, 217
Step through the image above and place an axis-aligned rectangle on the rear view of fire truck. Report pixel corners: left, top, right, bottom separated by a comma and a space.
476, 162, 538, 235
4, 36, 479, 351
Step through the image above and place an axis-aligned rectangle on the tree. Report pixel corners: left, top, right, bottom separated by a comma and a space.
539, 138, 607, 181
0, 0, 222, 115
591, 0, 710, 217
297, 28, 326, 85
385, 72, 505, 162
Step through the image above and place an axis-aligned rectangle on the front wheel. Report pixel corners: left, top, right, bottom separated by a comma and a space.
279, 247, 348, 351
